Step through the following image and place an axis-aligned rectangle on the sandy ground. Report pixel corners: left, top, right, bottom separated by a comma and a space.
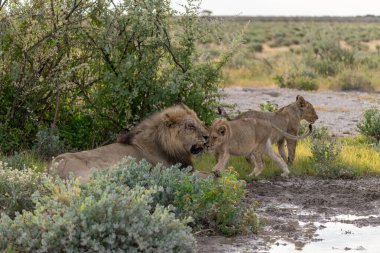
220, 87, 380, 136
197, 88, 380, 252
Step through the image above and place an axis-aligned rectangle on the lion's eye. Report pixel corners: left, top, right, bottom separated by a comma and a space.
188, 124, 195, 130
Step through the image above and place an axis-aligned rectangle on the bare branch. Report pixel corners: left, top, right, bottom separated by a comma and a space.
0, 0, 7, 12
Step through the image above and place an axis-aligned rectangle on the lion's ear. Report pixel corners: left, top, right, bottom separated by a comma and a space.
296, 95, 306, 107
217, 125, 227, 136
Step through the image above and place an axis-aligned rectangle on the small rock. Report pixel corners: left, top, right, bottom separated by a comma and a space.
356, 246, 366, 251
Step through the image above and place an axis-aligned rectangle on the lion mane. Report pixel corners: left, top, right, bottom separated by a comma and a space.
49, 104, 209, 183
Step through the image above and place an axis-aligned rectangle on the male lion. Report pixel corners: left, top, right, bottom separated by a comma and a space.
218, 95, 318, 164
49, 104, 209, 183
207, 118, 312, 178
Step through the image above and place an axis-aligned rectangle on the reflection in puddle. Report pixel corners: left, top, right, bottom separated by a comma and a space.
270, 221, 380, 253
332, 214, 379, 221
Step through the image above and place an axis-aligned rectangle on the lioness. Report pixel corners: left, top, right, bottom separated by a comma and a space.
49, 104, 209, 183
218, 95, 318, 164
207, 118, 312, 177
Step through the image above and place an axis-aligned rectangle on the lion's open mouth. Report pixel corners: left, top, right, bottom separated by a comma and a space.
191, 144, 204, 154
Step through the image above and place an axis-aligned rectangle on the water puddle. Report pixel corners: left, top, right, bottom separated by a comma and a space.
332, 214, 379, 221
270, 219, 380, 253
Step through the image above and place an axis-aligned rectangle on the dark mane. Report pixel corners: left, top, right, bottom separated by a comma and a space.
117, 132, 136, 145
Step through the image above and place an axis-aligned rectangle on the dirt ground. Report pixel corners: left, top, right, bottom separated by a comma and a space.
197, 177, 380, 252
197, 88, 380, 252
220, 87, 380, 136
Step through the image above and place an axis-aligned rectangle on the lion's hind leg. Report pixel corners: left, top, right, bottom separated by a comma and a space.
247, 151, 264, 177
277, 138, 288, 162
265, 139, 290, 177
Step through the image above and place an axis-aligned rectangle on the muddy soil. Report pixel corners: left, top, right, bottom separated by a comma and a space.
196, 87, 380, 252
197, 177, 380, 252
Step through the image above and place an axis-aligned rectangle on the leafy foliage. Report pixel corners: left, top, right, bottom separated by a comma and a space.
0, 0, 228, 153
259, 101, 279, 112
310, 127, 357, 179
357, 108, 380, 143
33, 128, 66, 160
334, 72, 374, 92
274, 70, 318, 91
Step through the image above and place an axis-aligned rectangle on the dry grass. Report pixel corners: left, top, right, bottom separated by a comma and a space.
362, 40, 380, 52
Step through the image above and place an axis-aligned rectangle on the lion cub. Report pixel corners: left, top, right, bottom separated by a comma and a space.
207, 118, 311, 177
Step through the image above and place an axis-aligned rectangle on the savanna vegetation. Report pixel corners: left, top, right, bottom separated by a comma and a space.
199, 17, 380, 91
1, 0, 380, 251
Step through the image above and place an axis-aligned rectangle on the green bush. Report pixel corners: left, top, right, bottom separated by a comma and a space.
311, 137, 341, 165
357, 108, 380, 143
302, 29, 355, 77
33, 128, 66, 160
0, 180, 196, 253
334, 73, 374, 92
0, 164, 51, 218
0, 0, 229, 153
259, 101, 279, 112
314, 162, 358, 179
248, 42, 263, 52
88, 159, 259, 235
274, 70, 318, 91
310, 127, 357, 178
0, 124, 30, 155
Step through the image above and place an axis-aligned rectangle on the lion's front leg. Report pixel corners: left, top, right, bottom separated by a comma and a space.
286, 139, 297, 165
212, 150, 230, 177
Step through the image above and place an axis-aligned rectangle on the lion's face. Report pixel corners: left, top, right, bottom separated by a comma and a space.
180, 116, 209, 155
162, 104, 209, 155
207, 120, 229, 151
296, 95, 319, 123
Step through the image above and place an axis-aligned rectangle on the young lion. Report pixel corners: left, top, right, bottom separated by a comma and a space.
218, 95, 318, 164
207, 118, 312, 178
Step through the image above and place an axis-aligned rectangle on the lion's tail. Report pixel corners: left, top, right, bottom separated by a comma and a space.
217, 106, 232, 121
271, 123, 313, 140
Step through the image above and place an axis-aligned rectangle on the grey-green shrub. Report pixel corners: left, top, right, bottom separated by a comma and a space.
310, 127, 357, 178
259, 101, 279, 112
357, 108, 380, 143
274, 71, 318, 91
0, 164, 51, 218
33, 128, 65, 160
334, 73, 374, 92
0, 179, 196, 253
0, 152, 45, 171
88, 159, 259, 235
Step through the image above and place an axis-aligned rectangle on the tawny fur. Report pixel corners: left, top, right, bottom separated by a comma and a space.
219, 95, 318, 164
207, 117, 312, 178
48, 104, 209, 183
